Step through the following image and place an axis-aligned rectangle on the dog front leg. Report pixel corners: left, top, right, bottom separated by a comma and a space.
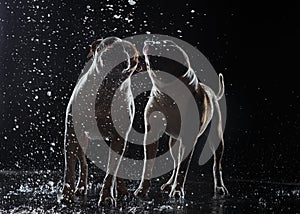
169, 140, 194, 199
62, 133, 77, 203
115, 158, 129, 199
161, 137, 179, 192
98, 135, 127, 207
134, 129, 159, 198
75, 135, 88, 197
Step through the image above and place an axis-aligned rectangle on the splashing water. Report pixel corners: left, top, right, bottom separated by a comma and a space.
128, 0, 136, 6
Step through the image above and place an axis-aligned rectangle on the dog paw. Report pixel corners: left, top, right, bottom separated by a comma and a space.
134, 185, 150, 198
160, 183, 172, 192
169, 188, 184, 199
60, 184, 75, 203
134, 180, 151, 198
134, 187, 147, 198
215, 185, 229, 196
98, 196, 116, 207
75, 185, 87, 196
99, 186, 116, 207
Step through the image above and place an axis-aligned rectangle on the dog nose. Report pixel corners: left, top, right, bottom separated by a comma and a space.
87, 50, 94, 58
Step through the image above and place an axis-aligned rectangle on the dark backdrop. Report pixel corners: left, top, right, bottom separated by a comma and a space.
0, 0, 299, 183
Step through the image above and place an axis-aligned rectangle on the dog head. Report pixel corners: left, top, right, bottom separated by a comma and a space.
88, 37, 139, 74
142, 40, 191, 79
87, 37, 122, 58
87, 38, 102, 59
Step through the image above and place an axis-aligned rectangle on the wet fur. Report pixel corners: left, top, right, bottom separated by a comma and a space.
134, 41, 228, 198
61, 37, 139, 206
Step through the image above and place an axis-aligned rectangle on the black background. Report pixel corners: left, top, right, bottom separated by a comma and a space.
0, 0, 299, 183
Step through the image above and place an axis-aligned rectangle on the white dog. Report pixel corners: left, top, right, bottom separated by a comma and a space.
134, 40, 228, 198
61, 37, 139, 206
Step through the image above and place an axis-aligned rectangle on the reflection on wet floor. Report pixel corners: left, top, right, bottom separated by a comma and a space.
0, 170, 299, 213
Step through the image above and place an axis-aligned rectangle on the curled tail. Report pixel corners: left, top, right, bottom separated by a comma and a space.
216, 73, 225, 101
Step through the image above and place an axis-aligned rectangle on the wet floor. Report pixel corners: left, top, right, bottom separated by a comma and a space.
0, 170, 299, 213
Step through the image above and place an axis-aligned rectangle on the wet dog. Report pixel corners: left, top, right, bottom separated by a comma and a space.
134, 40, 228, 198
61, 37, 139, 206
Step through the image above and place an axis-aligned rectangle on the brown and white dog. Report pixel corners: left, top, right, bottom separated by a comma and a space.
61, 37, 139, 206
134, 40, 228, 198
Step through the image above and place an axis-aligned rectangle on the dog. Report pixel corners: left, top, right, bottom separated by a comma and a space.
61, 37, 139, 206
134, 40, 228, 198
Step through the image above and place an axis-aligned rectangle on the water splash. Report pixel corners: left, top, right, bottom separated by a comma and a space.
128, 0, 136, 6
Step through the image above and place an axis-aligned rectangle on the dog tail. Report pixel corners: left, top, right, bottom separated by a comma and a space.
216, 73, 225, 101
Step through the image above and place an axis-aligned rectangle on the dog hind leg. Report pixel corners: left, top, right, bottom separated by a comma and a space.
98, 135, 127, 206
74, 134, 88, 197
210, 99, 228, 196
161, 137, 179, 192
134, 127, 159, 198
62, 129, 78, 203
169, 138, 195, 199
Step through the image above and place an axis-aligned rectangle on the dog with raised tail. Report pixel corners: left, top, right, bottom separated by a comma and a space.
61, 37, 139, 206
134, 40, 228, 199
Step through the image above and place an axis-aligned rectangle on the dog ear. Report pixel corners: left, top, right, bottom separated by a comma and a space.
87, 38, 103, 59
